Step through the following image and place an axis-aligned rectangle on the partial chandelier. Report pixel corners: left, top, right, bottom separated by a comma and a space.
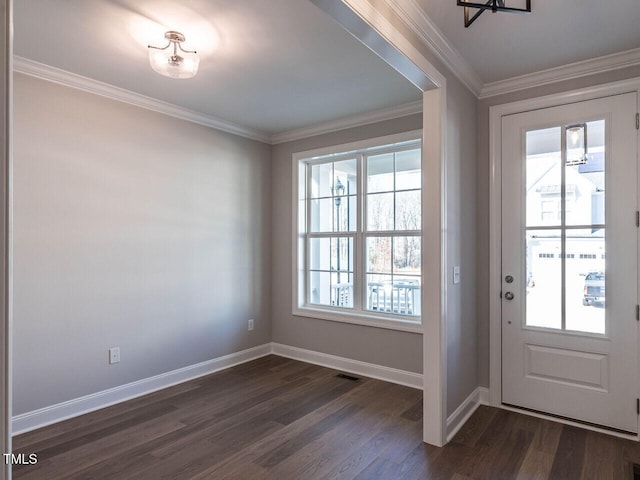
457, 0, 531, 28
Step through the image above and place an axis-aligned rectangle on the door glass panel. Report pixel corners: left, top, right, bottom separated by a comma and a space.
524, 120, 607, 334
526, 229, 562, 329
566, 120, 605, 226
565, 229, 605, 334
526, 127, 561, 228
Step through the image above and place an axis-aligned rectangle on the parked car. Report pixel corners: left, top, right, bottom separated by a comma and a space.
583, 272, 605, 306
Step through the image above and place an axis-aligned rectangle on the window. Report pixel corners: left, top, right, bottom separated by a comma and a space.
294, 132, 422, 330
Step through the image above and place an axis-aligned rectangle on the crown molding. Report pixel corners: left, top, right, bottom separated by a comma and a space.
13, 56, 424, 146
480, 47, 640, 99
271, 100, 422, 144
13, 56, 273, 144
384, 0, 483, 97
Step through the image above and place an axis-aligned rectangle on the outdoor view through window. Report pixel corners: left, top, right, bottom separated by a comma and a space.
297, 137, 422, 324
525, 120, 605, 334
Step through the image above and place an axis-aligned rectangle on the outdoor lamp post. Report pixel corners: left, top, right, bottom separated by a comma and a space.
332, 178, 345, 284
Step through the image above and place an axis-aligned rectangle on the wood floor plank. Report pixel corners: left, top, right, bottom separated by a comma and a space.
579, 430, 627, 480
450, 405, 498, 448
264, 384, 421, 479
12, 356, 640, 480
516, 418, 563, 480
15, 414, 186, 480
548, 425, 587, 479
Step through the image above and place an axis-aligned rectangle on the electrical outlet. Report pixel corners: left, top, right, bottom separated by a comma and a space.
248, 319, 254, 331
109, 347, 120, 364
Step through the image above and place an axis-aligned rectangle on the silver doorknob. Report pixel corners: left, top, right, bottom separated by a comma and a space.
504, 291, 515, 301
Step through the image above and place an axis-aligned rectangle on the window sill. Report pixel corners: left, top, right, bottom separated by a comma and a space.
292, 305, 423, 333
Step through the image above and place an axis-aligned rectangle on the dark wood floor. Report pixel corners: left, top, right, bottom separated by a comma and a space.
11, 355, 640, 479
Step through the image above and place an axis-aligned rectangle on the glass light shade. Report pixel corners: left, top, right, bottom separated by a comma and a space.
566, 123, 587, 166
148, 48, 199, 79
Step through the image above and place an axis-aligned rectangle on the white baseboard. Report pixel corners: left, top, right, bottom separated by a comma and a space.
12, 343, 272, 435
13, 342, 424, 435
478, 386, 489, 406
270, 343, 423, 390
446, 386, 489, 442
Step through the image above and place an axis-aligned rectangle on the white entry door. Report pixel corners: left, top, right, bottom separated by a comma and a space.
501, 92, 639, 433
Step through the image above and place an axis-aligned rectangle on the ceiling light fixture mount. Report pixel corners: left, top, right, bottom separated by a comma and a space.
457, 0, 531, 28
148, 30, 199, 79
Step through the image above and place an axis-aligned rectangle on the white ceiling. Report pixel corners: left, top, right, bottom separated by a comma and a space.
13, 0, 422, 137
14, 0, 640, 139
415, 0, 640, 84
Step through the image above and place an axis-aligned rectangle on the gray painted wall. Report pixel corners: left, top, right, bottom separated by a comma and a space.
364, 1, 480, 415
271, 115, 424, 374
475, 65, 640, 387
444, 76, 477, 416
12, 74, 272, 415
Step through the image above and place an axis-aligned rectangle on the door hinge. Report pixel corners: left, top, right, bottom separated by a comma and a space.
636, 398, 639, 415
636, 113, 639, 130
636, 305, 639, 321
636, 211, 639, 227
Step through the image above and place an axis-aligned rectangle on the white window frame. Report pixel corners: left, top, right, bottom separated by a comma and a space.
292, 130, 423, 333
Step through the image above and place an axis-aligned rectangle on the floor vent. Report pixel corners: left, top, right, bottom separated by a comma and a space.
634, 463, 640, 480
335, 373, 360, 381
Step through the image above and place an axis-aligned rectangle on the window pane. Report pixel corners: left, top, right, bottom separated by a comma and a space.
309, 271, 331, 306
310, 198, 333, 232
526, 127, 561, 228
526, 229, 562, 329
309, 237, 354, 272
334, 159, 357, 196
311, 163, 332, 199
309, 237, 331, 271
309, 271, 353, 309
393, 236, 421, 274
392, 275, 421, 316
565, 229, 605, 334
367, 153, 394, 193
367, 192, 393, 231
367, 237, 391, 273
332, 273, 353, 308
566, 120, 605, 226
332, 237, 354, 272
348, 195, 357, 231
367, 274, 393, 313
395, 149, 421, 191
366, 274, 420, 316
334, 195, 356, 232
395, 191, 421, 231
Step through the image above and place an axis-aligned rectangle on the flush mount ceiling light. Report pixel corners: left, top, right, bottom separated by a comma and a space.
148, 31, 199, 79
457, 0, 531, 28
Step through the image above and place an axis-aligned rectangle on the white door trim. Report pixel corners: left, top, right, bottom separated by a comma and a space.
488, 78, 640, 421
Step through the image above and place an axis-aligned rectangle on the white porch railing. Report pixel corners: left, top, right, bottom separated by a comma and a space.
331, 281, 420, 316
